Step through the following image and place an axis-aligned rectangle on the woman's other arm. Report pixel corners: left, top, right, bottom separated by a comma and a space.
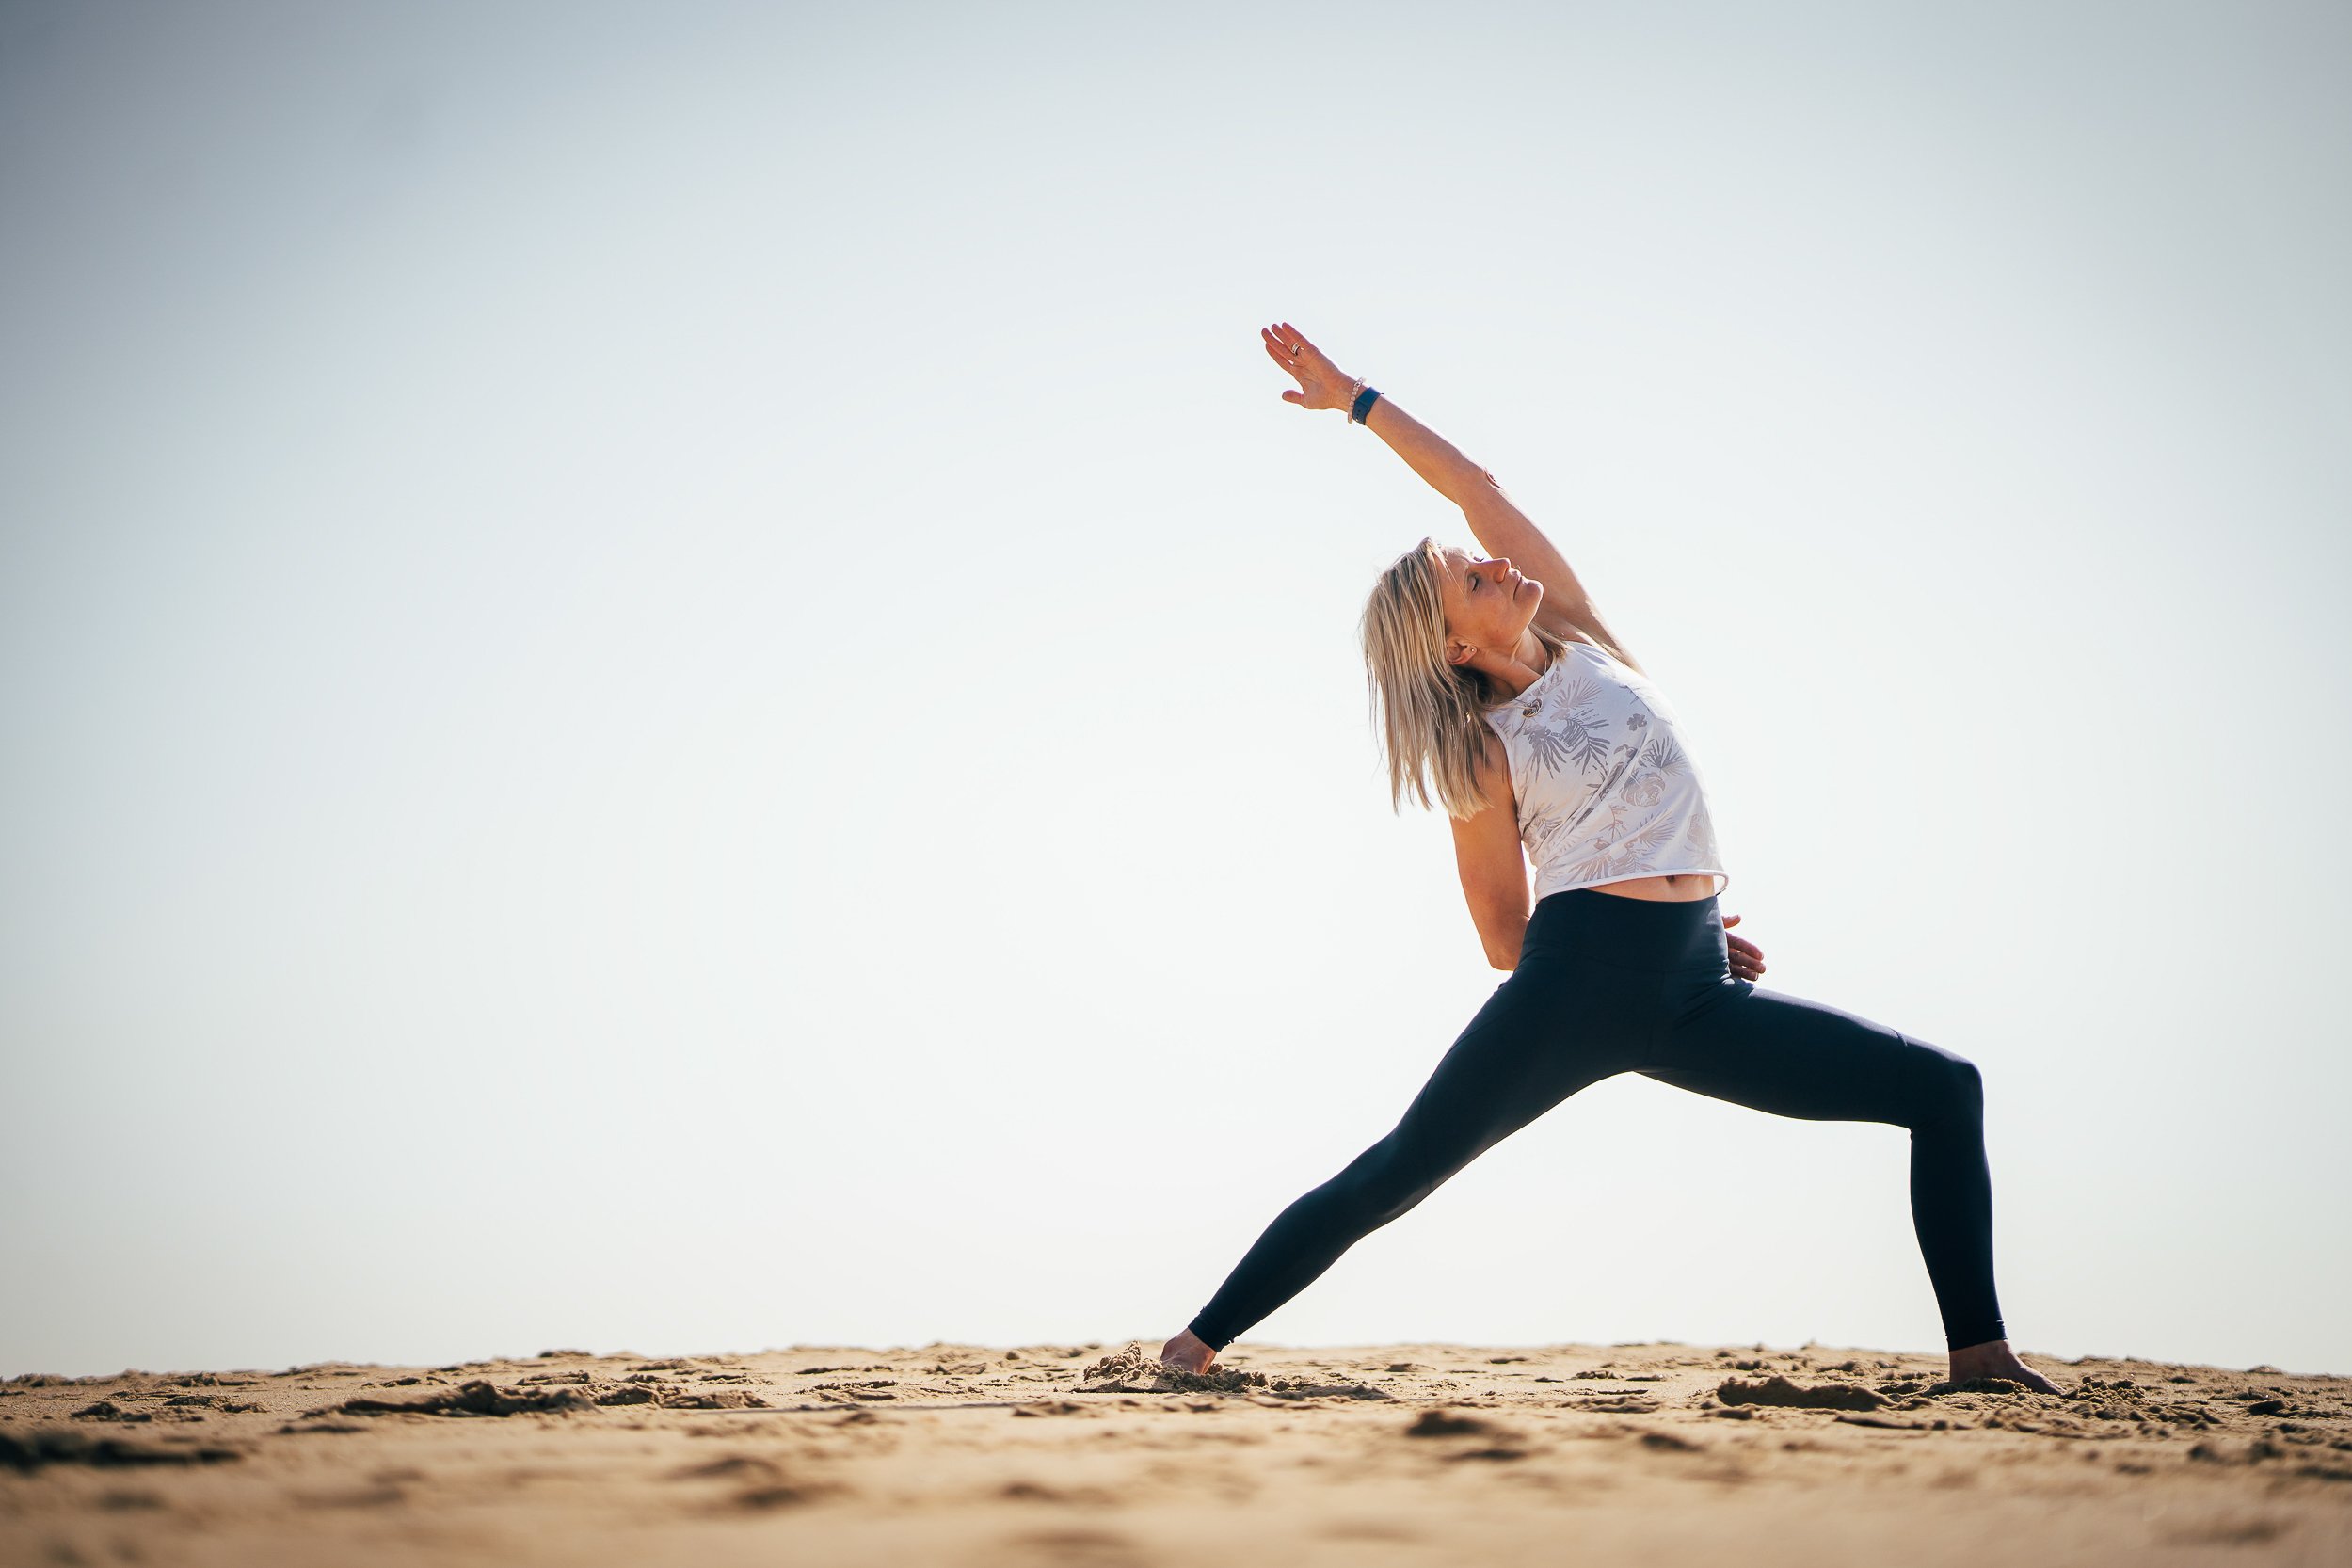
1261, 322, 1644, 674
1450, 731, 1531, 970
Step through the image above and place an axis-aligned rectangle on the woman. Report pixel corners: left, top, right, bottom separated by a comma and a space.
1159, 323, 2061, 1395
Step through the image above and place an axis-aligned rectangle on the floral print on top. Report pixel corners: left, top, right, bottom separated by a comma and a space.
1480, 640, 1730, 901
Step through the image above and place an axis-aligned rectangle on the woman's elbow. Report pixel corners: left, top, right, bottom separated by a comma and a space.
1480, 917, 1528, 970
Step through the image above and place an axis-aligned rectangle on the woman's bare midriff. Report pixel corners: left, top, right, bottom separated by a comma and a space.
1587, 872, 1720, 903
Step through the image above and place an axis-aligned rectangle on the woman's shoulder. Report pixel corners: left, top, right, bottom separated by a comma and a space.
1468, 718, 1514, 804
1535, 608, 1646, 676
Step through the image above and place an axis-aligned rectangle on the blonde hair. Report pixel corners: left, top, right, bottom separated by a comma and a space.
1358, 536, 1569, 820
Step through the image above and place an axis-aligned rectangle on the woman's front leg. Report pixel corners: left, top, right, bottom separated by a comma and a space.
1642, 977, 2056, 1384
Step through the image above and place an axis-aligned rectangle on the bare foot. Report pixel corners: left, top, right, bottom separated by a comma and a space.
1160, 1328, 1216, 1374
1948, 1338, 2063, 1395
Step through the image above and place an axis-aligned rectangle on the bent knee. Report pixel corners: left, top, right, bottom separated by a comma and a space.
1905, 1034, 1984, 1125
1945, 1054, 1984, 1116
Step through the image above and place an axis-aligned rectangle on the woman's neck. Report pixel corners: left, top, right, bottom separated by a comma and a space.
1481, 631, 1554, 702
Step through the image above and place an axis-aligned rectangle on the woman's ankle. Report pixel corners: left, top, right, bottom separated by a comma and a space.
1946, 1337, 2061, 1394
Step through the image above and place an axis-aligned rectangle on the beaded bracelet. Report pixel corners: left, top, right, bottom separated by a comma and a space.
1349, 380, 1382, 424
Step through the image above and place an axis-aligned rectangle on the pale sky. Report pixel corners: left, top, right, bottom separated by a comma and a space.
3, 0, 2347, 1379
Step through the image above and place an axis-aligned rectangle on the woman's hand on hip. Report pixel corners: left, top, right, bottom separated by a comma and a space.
1261, 321, 1354, 413
1722, 912, 1767, 983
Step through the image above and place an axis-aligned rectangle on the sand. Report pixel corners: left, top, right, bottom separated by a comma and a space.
4, 1339, 2348, 1565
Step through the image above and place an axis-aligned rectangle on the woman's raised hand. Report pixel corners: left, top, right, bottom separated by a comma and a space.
1260, 321, 1354, 413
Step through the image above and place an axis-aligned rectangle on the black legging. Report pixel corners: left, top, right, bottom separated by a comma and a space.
1188, 887, 2007, 1352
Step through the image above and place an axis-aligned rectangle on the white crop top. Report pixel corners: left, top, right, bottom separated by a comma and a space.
1480, 638, 1730, 902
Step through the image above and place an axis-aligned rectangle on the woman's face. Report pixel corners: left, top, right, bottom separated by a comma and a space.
1437, 546, 1542, 663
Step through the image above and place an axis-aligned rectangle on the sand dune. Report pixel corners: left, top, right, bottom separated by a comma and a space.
4, 1340, 2347, 1565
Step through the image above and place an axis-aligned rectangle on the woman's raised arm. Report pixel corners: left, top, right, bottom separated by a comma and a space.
1261, 321, 1637, 670
1261, 323, 1485, 504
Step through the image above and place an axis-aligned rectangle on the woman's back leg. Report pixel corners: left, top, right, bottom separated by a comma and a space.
1186, 964, 1644, 1351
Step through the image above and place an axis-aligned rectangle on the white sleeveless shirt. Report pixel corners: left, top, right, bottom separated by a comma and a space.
1480, 638, 1730, 902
